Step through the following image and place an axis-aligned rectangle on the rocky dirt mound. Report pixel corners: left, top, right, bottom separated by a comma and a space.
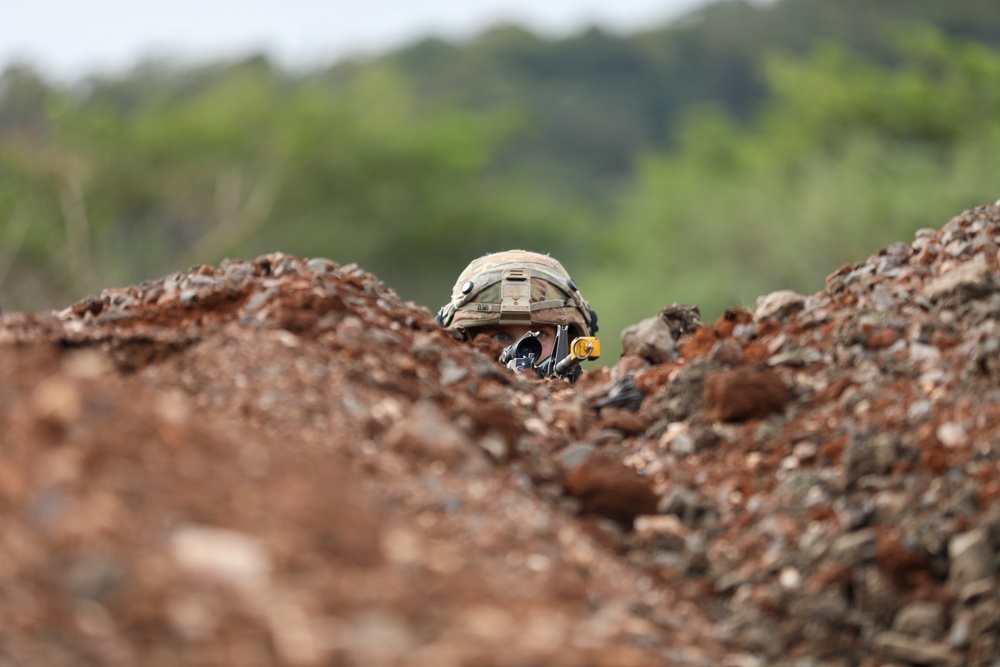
3, 203, 1000, 666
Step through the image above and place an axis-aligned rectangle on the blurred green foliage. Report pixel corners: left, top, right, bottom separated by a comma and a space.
589, 28, 1000, 333
2, 0, 1000, 362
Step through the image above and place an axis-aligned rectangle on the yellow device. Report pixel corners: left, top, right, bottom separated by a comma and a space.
570, 337, 601, 361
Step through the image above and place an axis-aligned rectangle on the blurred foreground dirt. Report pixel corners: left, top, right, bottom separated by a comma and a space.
4, 204, 1000, 666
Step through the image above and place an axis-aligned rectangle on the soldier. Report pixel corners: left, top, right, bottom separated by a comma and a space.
436, 250, 598, 362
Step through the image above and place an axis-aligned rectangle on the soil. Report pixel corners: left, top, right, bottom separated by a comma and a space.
4, 203, 1000, 666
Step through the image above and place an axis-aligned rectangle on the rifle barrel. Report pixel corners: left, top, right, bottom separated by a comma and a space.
554, 340, 594, 375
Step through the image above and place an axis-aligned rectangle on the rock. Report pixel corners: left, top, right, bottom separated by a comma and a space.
410, 332, 447, 358
956, 576, 994, 604
634, 514, 690, 552
893, 602, 946, 639
778, 566, 801, 590
610, 354, 650, 381
620, 315, 677, 364
560, 443, 598, 471
31, 376, 83, 427
659, 486, 715, 528
702, 367, 789, 422
478, 432, 509, 460
171, 525, 271, 590
307, 257, 337, 274
948, 609, 973, 648
948, 529, 995, 587
873, 631, 963, 667
66, 552, 126, 602
651, 362, 708, 422
668, 430, 695, 456
936, 422, 968, 448
438, 359, 468, 385
829, 528, 878, 563
841, 434, 895, 489
384, 402, 478, 464
871, 283, 897, 310
923, 254, 994, 304
222, 260, 254, 285
853, 565, 901, 624
755, 290, 806, 321
659, 304, 703, 339
709, 340, 744, 366
634, 514, 690, 540
566, 454, 659, 526
598, 406, 651, 435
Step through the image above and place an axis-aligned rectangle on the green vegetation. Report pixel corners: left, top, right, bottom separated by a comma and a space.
2, 0, 1000, 360
590, 28, 1000, 331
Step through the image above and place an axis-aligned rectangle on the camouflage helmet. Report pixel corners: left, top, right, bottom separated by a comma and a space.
436, 250, 598, 339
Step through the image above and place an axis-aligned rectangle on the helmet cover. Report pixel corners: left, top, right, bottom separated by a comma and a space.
436, 250, 597, 339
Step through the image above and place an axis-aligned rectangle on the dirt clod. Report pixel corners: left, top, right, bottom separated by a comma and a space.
702, 366, 789, 421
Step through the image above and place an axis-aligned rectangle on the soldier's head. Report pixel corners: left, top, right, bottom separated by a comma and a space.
436, 250, 598, 359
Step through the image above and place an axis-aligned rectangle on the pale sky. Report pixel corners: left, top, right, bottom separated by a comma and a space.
3, 0, 714, 81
